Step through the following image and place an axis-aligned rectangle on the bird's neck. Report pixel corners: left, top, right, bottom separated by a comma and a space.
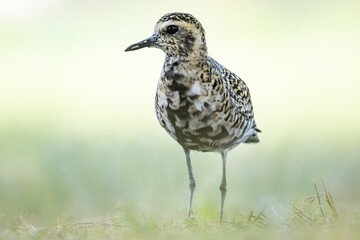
161, 53, 208, 87
164, 52, 207, 67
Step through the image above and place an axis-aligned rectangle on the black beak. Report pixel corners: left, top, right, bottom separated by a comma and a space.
125, 35, 157, 52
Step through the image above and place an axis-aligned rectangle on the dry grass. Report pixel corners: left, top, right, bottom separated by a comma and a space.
1, 179, 358, 240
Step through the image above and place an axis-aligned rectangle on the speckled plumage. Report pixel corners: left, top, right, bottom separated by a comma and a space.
126, 12, 260, 221
156, 54, 260, 152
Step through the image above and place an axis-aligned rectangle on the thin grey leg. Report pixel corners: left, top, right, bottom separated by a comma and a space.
219, 151, 228, 221
184, 148, 196, 217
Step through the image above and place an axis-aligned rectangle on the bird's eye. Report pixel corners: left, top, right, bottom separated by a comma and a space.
166, 25, 179, 34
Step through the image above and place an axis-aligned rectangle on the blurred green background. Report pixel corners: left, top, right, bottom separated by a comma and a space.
0, 0, 359, 224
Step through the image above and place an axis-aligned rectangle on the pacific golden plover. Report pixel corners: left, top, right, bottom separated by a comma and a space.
125, 12, 260, 221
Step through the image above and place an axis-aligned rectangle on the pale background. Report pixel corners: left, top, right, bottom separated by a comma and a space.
0, 0, 359, 223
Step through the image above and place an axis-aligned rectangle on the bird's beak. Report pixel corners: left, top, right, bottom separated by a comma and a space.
125, 35, 157, 52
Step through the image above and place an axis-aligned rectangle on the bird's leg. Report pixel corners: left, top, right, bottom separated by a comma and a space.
219, 151, 228, 221
184, 148, 196, 217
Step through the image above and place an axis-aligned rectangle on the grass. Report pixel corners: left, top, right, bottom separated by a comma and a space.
0, 126, 359, 239
1, 179, 359, 240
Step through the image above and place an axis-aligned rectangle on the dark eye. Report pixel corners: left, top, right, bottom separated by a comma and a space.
166, 25, 179, 34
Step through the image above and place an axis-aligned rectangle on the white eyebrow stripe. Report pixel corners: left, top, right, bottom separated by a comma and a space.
156, 20, 196, 33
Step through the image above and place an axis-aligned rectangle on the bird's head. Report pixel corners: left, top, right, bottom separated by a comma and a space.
125, 12, 207, 57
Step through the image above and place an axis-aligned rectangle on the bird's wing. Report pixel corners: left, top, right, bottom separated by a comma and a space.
208, 56, 258, 117
208, 57, 259, 129
225, 70, 254, 120
225, 71, 262, 139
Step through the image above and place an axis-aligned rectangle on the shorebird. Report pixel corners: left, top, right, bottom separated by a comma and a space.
125, 12, 260, 221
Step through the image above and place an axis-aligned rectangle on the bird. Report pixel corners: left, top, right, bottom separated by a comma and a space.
125, 12, 260, 221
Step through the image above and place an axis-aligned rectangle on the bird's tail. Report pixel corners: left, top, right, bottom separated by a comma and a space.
243, 127, 261, 143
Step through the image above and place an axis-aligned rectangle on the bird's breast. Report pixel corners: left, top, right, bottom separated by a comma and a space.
155, 74, 229, 151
